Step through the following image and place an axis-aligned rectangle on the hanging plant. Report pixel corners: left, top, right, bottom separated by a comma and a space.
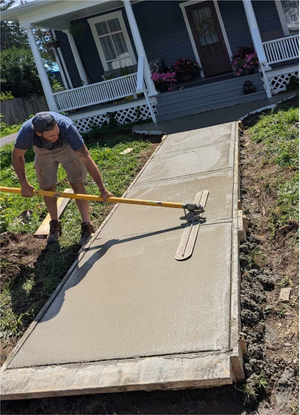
196, 17, 215, 36
69, 22, 88, 38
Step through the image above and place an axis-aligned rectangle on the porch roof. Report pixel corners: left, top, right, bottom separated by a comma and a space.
1, 0, 124, 30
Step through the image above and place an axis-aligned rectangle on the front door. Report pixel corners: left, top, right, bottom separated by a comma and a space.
186, 1, 232, 77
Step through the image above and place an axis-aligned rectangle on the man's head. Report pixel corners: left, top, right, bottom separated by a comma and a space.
32, 112, 59, 143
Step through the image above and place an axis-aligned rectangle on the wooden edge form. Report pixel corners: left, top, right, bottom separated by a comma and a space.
1, 352, 234, 400
34, 189, 73, 238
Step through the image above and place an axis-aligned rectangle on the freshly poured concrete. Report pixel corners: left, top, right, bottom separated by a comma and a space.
2, 119, 243, 398
135, 140, 234, 184
99, 170, 233, 238
10, 222, 231, 368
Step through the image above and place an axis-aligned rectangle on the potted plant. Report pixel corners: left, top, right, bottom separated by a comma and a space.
173, 57, 201, 83
151, 71, 177, 92
231, 46, 259, 77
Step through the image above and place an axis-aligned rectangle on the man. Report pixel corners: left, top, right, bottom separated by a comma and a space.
12, 111, 113, 246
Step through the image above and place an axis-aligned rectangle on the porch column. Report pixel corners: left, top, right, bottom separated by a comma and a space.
123, 0, 158, 96
242, 0, 271, 70
25, 26, 59, 112
63, 30, 89, 85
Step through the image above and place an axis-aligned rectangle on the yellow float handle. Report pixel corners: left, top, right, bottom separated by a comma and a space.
0, 186, 185, 210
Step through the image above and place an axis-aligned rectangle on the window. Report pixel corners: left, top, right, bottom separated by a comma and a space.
277, 0, 299, 35
281, 0, 299, 34
88, 11, 136, 71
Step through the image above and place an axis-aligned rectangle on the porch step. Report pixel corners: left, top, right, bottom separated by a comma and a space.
156, 73, 267, 122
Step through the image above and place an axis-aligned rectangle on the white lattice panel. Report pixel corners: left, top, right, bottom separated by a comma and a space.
268, 70, 299, 95
73, 103, 157, 133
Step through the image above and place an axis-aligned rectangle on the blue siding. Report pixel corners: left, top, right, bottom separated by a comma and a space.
218, 1, 253, 55
55, 31, 82, 88
133, 1, 195, 67
56, 0, 283, 86
253, 0, 284, 41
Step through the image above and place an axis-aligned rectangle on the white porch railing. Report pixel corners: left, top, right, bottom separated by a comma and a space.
263, 34, 299, 65
53, 73, 138, 112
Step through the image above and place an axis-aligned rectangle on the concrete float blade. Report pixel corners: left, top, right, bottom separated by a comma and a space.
175, 190, 209, 261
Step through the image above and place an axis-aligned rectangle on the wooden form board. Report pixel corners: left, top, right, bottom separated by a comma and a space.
34, 188, 73, 239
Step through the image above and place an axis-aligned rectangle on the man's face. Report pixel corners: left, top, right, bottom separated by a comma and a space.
37, 124, 60, 143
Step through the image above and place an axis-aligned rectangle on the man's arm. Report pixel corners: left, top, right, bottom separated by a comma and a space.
12, 147, 34, 197
75, 145, 113, 201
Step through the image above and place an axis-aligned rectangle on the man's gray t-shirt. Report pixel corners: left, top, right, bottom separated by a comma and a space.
14, 112, 84, 151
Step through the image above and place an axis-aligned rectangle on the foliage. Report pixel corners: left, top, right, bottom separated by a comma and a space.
0, 0, 29, 50
151, 71, 177, 91
231, 46, 259, 76
69, 21, 88, 38
0, 115, 23, 138
102, 72, 117, 81
286, 75, 299, 91
0, 47, 44, 97
0, 91, 14, 101
249, 104, 299, 233
173, 57, 201, 77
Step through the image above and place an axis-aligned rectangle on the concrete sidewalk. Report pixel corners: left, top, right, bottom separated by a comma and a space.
1, 93, 295, 399
2, 117, 245, 399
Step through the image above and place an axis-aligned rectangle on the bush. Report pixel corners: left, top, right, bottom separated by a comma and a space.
0, 91, 14, 100
0, 47, 44, 98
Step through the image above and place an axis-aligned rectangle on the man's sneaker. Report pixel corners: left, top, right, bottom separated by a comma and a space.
80, 222, 95, 246
47, 219, 62, 243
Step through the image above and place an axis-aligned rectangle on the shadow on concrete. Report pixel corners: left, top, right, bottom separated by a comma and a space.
40, 221, 204, 322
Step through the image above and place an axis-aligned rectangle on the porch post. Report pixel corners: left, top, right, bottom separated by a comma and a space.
25, 26, 59, 112
123, 0, 158, 96
242, 0, 271, 70
63, 30, 89, 85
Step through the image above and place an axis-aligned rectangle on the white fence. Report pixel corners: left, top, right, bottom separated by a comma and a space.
263, 34, 299, 65
53, 73, 138, 112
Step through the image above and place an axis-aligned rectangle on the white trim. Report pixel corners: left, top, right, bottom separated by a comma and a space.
179, 0, 232, 77
275, 0, 291, 36
88, 10, 136, 72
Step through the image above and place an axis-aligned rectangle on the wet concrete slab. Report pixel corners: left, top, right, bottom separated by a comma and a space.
9, 222, 232, 369
2, 120, 244, 398
155, 122, 234, 156
99, 170, 233, 238
135, 140, 234, 185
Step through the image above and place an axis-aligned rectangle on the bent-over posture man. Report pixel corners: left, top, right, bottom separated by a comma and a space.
12, 112, 113, 245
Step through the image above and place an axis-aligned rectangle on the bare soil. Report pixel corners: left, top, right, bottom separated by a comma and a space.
1, 118, 298, 414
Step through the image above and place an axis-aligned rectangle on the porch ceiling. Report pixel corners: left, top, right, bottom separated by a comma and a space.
1, 0, 123, 30
35, 1, 123, 31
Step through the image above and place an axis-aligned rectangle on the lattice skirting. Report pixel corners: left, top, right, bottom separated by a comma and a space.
268, 70, 299, 95
72, 103, 157, 133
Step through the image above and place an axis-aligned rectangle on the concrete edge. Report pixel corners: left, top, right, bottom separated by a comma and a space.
229, 121, 245, 382
1, 352, 235, 400
2, 132, 167, 373
238, 92, 298, 121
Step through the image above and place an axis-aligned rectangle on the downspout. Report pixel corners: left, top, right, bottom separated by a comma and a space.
24, 25, 59, 112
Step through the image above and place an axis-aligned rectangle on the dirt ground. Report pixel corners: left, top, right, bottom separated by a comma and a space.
1, 117, 299, 414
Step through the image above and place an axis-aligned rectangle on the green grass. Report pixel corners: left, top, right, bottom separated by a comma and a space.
0, 123, 157, 339
0, 127, 152, 234
0, 118, 24, 138
249, 104, 299, 233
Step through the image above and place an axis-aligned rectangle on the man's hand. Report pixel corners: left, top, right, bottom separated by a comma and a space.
21, 182, 34, 197
100, 188, 113, 202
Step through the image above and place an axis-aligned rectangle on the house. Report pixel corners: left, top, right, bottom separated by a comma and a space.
2, 0, 299, 131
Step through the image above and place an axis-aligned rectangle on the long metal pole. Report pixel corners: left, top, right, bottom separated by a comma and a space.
0, 186, 188, 210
